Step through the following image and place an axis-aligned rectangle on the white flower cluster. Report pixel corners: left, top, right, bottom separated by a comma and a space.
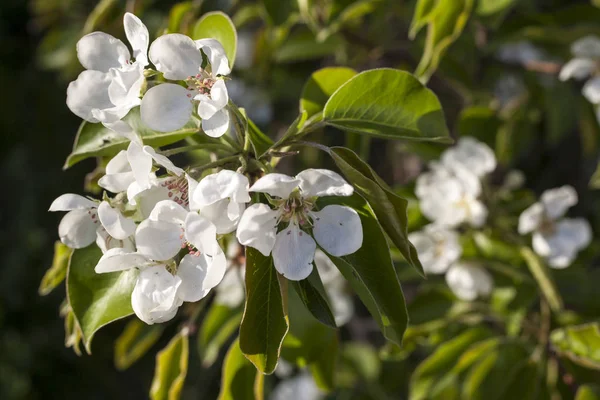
560, 36, 600, 120
53, 13, 364, 325
410, 137, 496, 301
518, 186, 592, 268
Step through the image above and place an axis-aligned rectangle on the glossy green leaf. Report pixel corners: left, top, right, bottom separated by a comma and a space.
324, 145, 424, 275
409, 0, 437, 39
274, 31, 344, 63
198, 304, 243, 366
300, 67, 357, 118
64, 107, 198, 169
576, 384, 600, 400
520, 247, 563, 312
192, 11, 237, 69
62, 303, 83, 356
218, 338, 262, 400
39, 241, 72, 295
150, 331, 189, 400
476, 0, 516, 16
410, 327, 493, 400
239, 248, 289, 374
168, 2, 194, 32
115, 319, 165, 370
323, 69, 451, 142
320, 194, 408, 345
551, 323, 600, 370
247, 116, 274, 158
67, 245, 138, 353
291, 266, 336, 328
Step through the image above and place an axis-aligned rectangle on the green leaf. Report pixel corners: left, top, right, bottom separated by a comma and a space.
198, 304, 243, 366
590, 161, 600, 190
274, 31, 344, 63
520, 247, 563, 312
323, 69, 451, 142
576, 384, 600, 400
239, 248, 289, 374
411, 0, 474, 82
247, 116, 274, 158
150, 332, 189, 400
551, 323, 600, 371
192, 11, 238, 69
291, 267, 337, 328
338, 343, 381, 383
64, 107, 198, 169
309, 331, 338, 391
320, 194, 408, 345
168, 2, 194, 32
262, 0, 296, 25
62, 304, 83, 356
300, 67, 357, 118
115, 319, 165, 370
475, 0, 516, 16
39, 241, 73, 295
218, 338, 262, 400
456, 106, 501, 148
67, 245, 138, 353
323, 145, 424, 275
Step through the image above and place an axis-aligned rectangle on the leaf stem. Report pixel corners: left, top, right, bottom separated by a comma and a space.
189, 155, 241, 175
160, 143, 232, 157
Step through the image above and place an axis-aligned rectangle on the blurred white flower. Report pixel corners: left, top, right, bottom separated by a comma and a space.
270, 372, 323, 400
67, 13, 149, 126
416, 164, 487, 228
408, 225, 462, 275
192, 170, 250, 234
236, 169, 362, 281
441, 137, 497, 178
560, 36, 600, 105
314, 250, 354, 326
496, 41, 544, 65
519, 186, 591, 268
446, 262, 493, 301
140, 35, 231, 136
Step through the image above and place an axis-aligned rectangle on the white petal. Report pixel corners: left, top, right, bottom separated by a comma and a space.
214, 266, 245, 307
408, 225, 462, 275
127, 141, 152, 189
227, 199, 242, 221
66, 70, 113, 122
518, 202, 544, 234
149, 200, 188, 224
559, 58, 596, 81
97, 201, 136, 240
132, 266, 182, 325
148, 33, 202, 79
541, 185, 578, 220
135, 184, 170, 218
107, 63, 144, 109
135, 219, 184, 261
95, 248, 152, 273
583, 77, 600, 104
76, 32, 129, 72
441, 137, 496, 178
176, 251, 226, 302
236, 204, 279, 256
446, 263, 493, 301
143, 146, 184, 176
201, 107, 230, 138
572, 35, 600, 58
559, 218, 592, 250
140, 83, 193, 132
105, 150, 131, 174
124, 13, 149, 65
193, 169, 250, 206
249, 173, 300, 198
196, 38, 231, 76
184, 213, 220, 256
58, 209, 99, 249
466, 198, 488, 228
272, 223, 316, 281
200, 199, 242, 234
186, 174, 201, 211
532, 232, 552, 258
536, 218, 592, 269
197, 79, 229, 119
96, 227, 135, 253
312, 205, 362, 256
102, 120, 142, 145
49, 193, 97, 211
98, 171, 136, 193
297, 169, 353, 198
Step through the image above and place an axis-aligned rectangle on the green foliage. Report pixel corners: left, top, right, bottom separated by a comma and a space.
290, 267, 337, 328
551, 323, 600, 371
198, 304, 243, 366
520, 247, 564, 312
39, 241, 72, 295
115, 319, 165, 370
323, 69, 451, 142
300, 67, 357, 118
239, 248, 289, 374
150, 331, 189, 400
192, 12, 238, 68
67, 245, 137, 353
218, 339, 262, 400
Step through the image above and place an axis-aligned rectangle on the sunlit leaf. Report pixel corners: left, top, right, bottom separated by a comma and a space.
218, 338, 263, 400
192, 11, 238, 68
300, 67, 357, 118
198, 304, 243, 366
150, 331, 189, 400
551, 323, 600, 371
115, 319, 165, 370
39, 241, 73, 296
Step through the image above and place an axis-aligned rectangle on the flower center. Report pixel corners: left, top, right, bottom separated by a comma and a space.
538, 216, 556, 235
160, 175, 189, 207
276, 191, 316, 226
185, 70, 215, 98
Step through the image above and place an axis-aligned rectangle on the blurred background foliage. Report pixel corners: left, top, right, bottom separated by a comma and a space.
4, 0, 600, 398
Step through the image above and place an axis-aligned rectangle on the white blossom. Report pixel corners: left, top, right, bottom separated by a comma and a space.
49, 194, 135, 249
519, 186, 591, 268
67, 13, 149, 126
236, 169, 363, 281
445, 262, 493, 301
192, 170, 250, 234
441, 137, 496, 178
408, 225, 462, 275
270, 372, 323, 400
132, 265, 183, 324
560, 36, 600, 105
140, 35, 231, 137
214, 240, 246, 308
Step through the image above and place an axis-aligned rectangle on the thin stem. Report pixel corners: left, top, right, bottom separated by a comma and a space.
220, 133, 243, 152
189, 155, 241, 175
160, 143, 231, 157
